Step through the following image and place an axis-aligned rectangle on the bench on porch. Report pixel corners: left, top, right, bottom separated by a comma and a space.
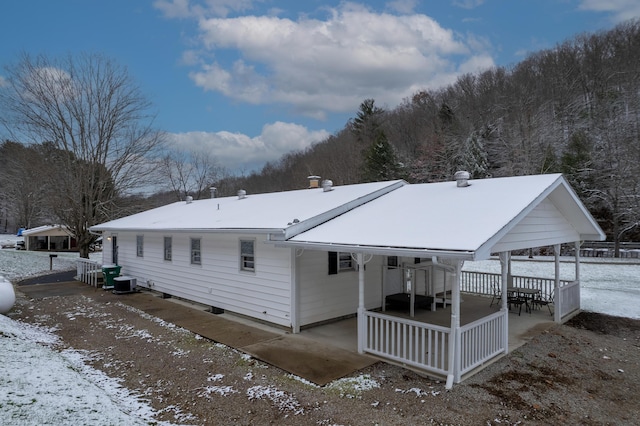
385, 293, 434, 311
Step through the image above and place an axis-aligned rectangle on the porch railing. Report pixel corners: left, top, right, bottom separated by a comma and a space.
559, 280, 580, 319
459, 310, 506, 376
363, 310, 450, 376
76, 258, 102, 287
461, 270, 571, 300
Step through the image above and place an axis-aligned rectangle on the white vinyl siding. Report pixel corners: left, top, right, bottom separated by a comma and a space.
298, 250, 384, 326
106, 232, 292, 327
492, 198, 580, 253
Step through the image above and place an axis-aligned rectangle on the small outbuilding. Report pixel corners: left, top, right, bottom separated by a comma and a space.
21, 225, 78, 252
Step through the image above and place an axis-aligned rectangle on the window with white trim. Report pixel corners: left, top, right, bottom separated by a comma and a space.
136, 235, 144, 257
164, 237, 172, 261
328, 251, 355, 274
240, 239, 255, 271
190, 238, 201, 265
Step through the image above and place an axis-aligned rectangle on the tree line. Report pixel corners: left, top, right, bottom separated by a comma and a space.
216, 19, 640, 252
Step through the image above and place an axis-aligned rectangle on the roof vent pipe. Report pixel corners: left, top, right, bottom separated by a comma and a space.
454, 171, 471, 187
237, 189, 247, 199
308, 175, 321, 188
321, 179, 333, 192
210, 187, 217, 199
186, 195, 193, 204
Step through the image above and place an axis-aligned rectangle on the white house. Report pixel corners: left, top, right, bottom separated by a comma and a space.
90, 173, 605, 387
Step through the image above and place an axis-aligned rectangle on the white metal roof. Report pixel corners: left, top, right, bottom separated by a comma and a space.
92, 174, 605, 260
21, 225, 73, 236
282, 174, 605, 260
90, 180, 405, 235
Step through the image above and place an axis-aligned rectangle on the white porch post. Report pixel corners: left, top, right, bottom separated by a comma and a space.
446, 259, 463, 388
574, 241, 581, 283
499, 252, 509, 354
357, 252, 365, 354
554, 244, 561, 323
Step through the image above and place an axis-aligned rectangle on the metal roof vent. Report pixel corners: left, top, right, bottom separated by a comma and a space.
237, 189, 247, 199
454, 171, 471, 187
185, 195, 193, 204
308, 175, 321, 188
210, 187, 217, 198
321, 179, 333, 192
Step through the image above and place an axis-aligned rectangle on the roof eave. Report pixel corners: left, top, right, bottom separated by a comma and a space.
273, 240, 477, 261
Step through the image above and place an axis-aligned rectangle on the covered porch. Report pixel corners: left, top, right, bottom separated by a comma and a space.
302, 289, 556, 370
280, 174, 606, 388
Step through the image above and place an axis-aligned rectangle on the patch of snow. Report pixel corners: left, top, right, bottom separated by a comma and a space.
0, 314, 175, 425
246, 385, 304, 415
463, 257, 640, 319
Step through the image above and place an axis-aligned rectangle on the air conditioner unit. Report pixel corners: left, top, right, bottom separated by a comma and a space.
113, 276, 137, 294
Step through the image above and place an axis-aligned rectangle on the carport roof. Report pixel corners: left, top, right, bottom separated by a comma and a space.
279, 174, 605, 260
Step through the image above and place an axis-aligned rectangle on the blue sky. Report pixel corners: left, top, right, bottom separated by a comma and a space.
1, 1, 639, 174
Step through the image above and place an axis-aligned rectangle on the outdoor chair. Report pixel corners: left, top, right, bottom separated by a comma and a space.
489, 280, 501, 307
534, 290, 554, 315
507, 294, 527, 316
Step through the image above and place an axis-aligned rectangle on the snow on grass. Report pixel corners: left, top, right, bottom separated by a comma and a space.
463, 257, 640, 319
325, 374, 380, 399
0, 236, 101, 282
0, 314, 174, 426
2, 237, 639, 424
246, 385, 304, 415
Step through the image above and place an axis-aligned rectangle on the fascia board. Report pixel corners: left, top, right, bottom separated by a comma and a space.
274, 240, 476, 261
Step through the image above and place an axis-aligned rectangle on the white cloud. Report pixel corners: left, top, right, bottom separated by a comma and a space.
0, 75, 6, 87
166, 122, 330, 172
386, 0, 418, 14
183, 4, 492, 119
578, 0, 640, 22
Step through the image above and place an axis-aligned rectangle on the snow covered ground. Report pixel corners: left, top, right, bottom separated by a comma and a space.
1, 233, 639, 424
464, 256, 640, 320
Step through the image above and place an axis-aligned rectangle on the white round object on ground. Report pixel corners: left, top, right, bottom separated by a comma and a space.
0, 278, 16, 313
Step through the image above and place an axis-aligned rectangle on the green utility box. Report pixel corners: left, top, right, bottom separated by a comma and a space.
102, 264, 122, 289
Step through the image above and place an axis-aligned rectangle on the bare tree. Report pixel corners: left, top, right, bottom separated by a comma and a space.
0, 53, 165, 257
160, 148, 226, 200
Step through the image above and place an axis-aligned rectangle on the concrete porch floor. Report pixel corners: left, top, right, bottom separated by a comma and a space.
300, 293, 557, 354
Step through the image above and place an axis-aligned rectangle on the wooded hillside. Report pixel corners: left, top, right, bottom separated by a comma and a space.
217, 19, 640, 248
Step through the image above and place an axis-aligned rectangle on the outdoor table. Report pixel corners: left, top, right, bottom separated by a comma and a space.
507, 287, 541, 314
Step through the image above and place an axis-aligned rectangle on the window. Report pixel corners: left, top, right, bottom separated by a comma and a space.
164, 237, 172, 261
190, 238, 201, 265
240, 239, 255, 271
136, 235, 144, 257
328, 251, 355, 274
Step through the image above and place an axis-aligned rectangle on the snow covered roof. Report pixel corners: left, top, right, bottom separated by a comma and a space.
90, 180, 405, 237
22, 225, 73, 237
281, 174, 605, 260
92, 174, 605, 261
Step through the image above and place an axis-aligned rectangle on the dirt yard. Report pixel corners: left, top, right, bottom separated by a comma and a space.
8, 287, 640, 425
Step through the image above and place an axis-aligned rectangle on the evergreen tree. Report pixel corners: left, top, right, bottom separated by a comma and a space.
362, 131, 403, 182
